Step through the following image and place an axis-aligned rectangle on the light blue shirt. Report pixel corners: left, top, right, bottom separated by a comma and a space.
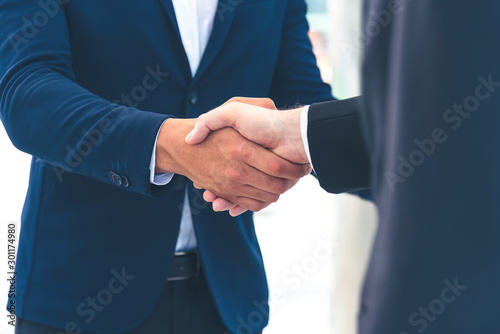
149, 0, 219, 252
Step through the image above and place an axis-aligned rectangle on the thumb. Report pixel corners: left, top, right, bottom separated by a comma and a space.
185, 107, 236, 144
223, 97, 277, 110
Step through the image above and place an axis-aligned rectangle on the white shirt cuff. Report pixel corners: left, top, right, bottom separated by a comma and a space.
149, 121, 175, 186
300, 105, 314, 169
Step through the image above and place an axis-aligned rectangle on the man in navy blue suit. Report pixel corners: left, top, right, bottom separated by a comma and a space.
187, 1, 500, 333
0, 0, 331, 333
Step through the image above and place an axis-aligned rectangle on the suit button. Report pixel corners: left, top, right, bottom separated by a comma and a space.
189, 90, 198, 105
108, 171, 122, 186
122, 176, 130, 188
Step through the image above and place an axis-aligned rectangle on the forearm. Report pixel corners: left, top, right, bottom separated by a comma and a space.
1, 67, 169, 195
155, 118, 197, 176
307, 97, 371, 193
0, 0, 173, 196
149, 123, 175, 186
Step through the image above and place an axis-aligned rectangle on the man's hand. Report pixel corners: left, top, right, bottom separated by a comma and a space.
185, 98, 307, 164
184, 97, 309, 216
156, 117, 311, 213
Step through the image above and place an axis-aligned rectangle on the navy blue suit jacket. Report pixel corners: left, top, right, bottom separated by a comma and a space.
0, 0, 332, 333
308, 1, 500, 333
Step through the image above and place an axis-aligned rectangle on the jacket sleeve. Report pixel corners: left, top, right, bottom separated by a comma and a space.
0, 0, 171, 197
269, 0, 333, 107
308, 97, 371, 193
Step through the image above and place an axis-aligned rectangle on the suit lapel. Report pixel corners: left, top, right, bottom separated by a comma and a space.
158, 0, 192, 81
158, 0, 241, 82
158, 0, 181, 39
193, 0, 240, 82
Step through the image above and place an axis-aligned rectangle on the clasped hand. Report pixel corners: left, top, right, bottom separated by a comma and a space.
179, 97, 308, 216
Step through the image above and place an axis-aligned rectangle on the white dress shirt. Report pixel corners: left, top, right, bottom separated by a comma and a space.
300, 106, 314, 168
149, 0, 219, 252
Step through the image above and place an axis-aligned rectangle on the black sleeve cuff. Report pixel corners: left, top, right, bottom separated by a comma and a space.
308, 97, 371, 193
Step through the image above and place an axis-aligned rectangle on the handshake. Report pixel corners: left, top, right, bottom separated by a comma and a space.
155, 97, 311, 216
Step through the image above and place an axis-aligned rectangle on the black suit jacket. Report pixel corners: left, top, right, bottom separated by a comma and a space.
308, 1, 500, 333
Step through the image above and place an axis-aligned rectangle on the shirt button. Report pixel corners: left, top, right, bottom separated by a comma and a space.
122, 176, 130, 188
189, 90, 198, 105
108, 171, 122, 186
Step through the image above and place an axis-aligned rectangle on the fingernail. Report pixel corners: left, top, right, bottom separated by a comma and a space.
185, 131, 193, 142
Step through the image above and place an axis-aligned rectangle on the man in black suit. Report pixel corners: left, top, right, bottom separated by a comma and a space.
186, 1, 500, 332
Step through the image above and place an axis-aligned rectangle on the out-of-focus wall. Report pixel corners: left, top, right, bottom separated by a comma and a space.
256, 1, 378, 333
328, 1, 378, 333
0, 125, 29, 334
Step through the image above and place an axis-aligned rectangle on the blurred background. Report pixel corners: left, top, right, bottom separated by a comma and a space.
0, 0, 377, 333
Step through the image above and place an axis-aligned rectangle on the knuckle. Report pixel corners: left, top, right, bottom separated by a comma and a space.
198, 113, 209, 124
227, 97, 240, 104
252, 203, 265, 212
234, 144, 252, 161
255, 202, 271, 212
271, 180, 288, 195
270, 194, 280, 203
225, 168, 244, 182
209, 180, 224, 196
263, 98, 275, 108
243, 200, 262, 213
268, 160, 284, 175
294, 165, 308, 178
227, 101, 240, 110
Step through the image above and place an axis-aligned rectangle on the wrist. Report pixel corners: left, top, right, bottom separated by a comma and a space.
155, 118, 197, 175
282, 107, 309, 163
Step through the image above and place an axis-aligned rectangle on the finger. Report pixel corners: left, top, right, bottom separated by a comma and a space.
212, 198, 237, 212
202, 172, 282, 204
217, 162, 300, 198
203, 190, 218, 203
226, 196, 273, 213
226, 183, 281, 203
186, 99, 278, 145
206, 182, 279, 209
185, 107, 237, 144
223, 97, 277, 110
205, 192, 247, 215
229, 206, 248, 217
206, 191, 257, 214
207, 185, 277, 212
240, 143, 313, 181
193, 183, 203, 190
208, 186, 275, 212
229, 166, 303, 201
